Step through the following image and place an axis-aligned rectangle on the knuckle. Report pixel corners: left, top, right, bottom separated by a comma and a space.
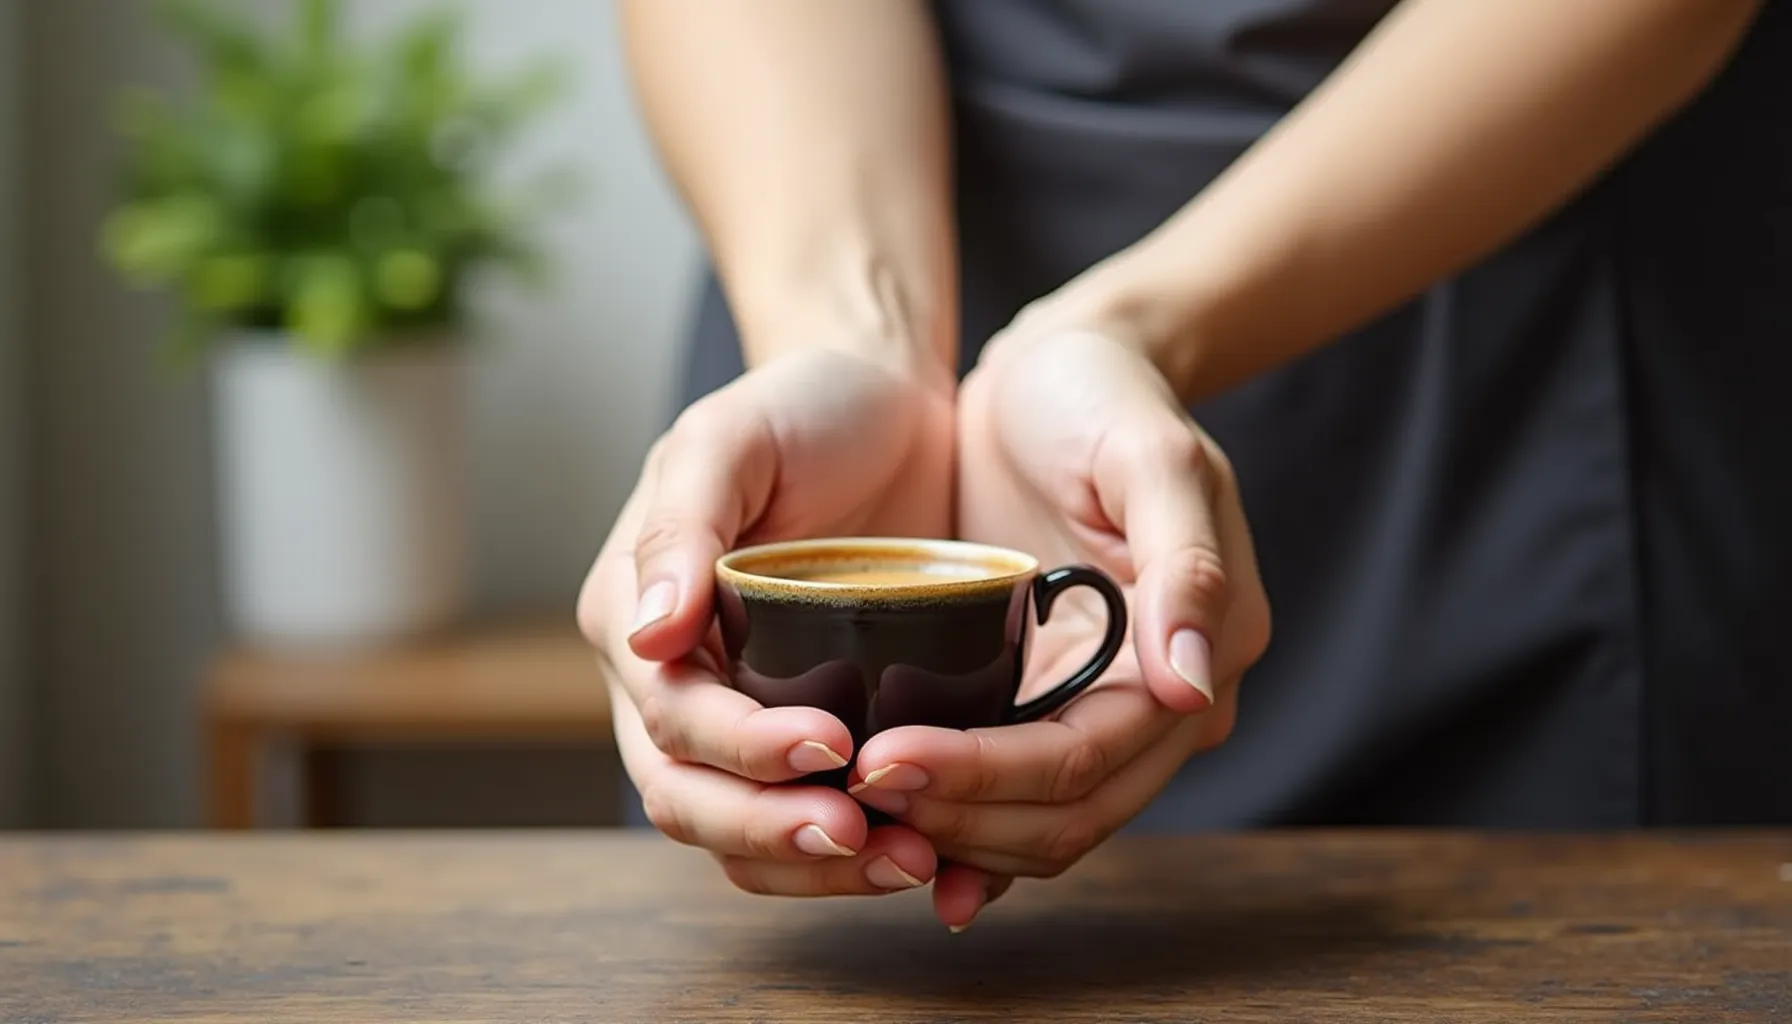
728, 712, 764, 779
1204, 440, 1237, 488
633, 515, 691, 568
1120, 427, 1208, 479
668, 400, 744, 458
667, 400, 714, 440
916, 801, 978, 849
1173, 548, 1232, 618
639, 782, 692, 846
969, 731, 1006, 801
1040, 816, 1105, 876
739, 805, 788, 860
574, 582, 606, 649
636, 690, 690, 762
1049, 738, 1111, 804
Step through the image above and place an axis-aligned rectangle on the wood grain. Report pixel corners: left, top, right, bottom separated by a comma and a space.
2, 832, 1790, 1022
207, 624, 611, 742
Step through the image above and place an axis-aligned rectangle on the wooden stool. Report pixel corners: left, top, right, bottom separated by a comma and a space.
203, 624, 613, 828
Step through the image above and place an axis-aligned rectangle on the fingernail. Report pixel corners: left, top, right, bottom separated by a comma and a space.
865, 856, 925, 890
1169, 628, 1213, 702
631, 580, 677, 635
787, 740, 848, 774
852, 762, 930, 793
948, 923, 972, 934
852, 786, 910, 817
793, 824, 856, 858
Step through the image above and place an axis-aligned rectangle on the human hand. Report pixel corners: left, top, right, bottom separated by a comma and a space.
848, 304, 1271, 929
578, 348, 954, 896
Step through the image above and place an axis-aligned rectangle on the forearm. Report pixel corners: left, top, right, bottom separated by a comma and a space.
619, 0, 956, 385
1086, 0, 1761, 401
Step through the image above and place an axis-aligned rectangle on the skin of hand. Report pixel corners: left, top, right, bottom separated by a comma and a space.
577, 348, 955, 897
606, 0, 1757, 929
608, 1, 961, 901
848, 293, 1273, 931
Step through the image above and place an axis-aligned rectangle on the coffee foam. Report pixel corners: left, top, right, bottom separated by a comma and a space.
716, 538, 1035, 607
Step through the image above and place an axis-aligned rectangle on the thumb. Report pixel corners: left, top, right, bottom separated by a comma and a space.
1096, 423, 1231, 714
627, 408, 777, 663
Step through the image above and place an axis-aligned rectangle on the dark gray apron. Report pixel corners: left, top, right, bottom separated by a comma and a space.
665, 0, 1792, 827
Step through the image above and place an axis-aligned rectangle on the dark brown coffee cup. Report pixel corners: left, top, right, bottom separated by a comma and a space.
714, 537, 1127, 784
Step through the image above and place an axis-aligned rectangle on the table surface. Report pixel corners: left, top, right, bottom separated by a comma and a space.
207, 624, 611, 740
3, 832, 1790, 1023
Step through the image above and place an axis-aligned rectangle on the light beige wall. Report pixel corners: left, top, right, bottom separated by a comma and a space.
23, 0, 696, 826
0, 0, 26, 827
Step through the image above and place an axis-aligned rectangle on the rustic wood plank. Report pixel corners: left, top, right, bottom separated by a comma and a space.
2, 833, 1789, 1022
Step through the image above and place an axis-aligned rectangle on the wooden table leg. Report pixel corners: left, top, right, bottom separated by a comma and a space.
207, 720, 258, 829
302, 746, 343, 829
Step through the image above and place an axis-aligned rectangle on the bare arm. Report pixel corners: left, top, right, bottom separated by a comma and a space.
1076, 0, 1763, 401
619, 0, 956, 388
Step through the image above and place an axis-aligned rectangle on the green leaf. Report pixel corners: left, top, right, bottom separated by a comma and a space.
100, 194, 225, 283
300, 0, 342, 62
154, 0, 265, 77
396, 10, 459, 90
186, 251, 271, 313
293, 78, 372, 144
200, 119, 278, 209
374, 248, 441, 311
108, 0, 577, 365
284, 253, 367, 355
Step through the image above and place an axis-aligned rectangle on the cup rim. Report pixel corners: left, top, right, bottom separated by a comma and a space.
715, 537, 1038, 603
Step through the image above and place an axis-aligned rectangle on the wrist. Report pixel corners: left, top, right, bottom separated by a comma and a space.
722, 234, 958, 396
1056, 232, 1285, 405
737, 303, 956, 397
1035, 252, 1210, 402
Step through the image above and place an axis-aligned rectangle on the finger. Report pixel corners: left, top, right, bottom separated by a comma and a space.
931, 863, 1013, 931
718, 826, 939, 897
853, 677, 1177, 804
627, 656, 855, 783
628, 401, 779, 662
589, 492, 856, 782
615, 690, 868, 859
1094, 420, 1229, 714
898, 703, 1233, 876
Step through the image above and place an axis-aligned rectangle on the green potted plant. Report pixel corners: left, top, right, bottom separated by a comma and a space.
101, 0, 573, 646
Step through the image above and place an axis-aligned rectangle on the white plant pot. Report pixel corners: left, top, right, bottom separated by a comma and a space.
213, 334, 468, 647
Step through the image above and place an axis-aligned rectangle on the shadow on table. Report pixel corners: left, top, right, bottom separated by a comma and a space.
746, 890, 1474, 1002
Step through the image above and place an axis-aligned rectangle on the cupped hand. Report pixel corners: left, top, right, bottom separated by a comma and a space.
578, 348, 954, 896
848, 305, 1272, 929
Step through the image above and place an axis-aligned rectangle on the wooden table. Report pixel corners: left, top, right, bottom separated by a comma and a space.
204, 625, 612, 829
3, 833, 1789, 1022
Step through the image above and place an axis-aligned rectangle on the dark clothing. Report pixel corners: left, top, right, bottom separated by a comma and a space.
671, 1, 1792, 828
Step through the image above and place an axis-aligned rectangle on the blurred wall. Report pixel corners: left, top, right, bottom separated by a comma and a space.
20, 0, 696, 827
0, 0, 26, 827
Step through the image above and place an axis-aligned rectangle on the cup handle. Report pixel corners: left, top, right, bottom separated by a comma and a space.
1007, 565, 1128, 723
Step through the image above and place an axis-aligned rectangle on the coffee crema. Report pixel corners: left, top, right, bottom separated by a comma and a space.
775, 566, 994, 586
